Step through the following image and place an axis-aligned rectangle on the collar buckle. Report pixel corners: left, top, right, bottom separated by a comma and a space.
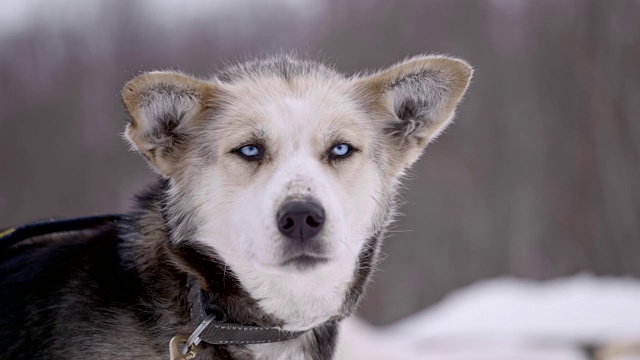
183, 304, 227, 354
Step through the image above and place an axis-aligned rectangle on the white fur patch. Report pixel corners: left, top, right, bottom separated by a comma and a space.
247, 336, 309, 360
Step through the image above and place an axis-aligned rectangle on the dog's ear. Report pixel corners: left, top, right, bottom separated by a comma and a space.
355, 55, 472, 173
122, 71, 215, 177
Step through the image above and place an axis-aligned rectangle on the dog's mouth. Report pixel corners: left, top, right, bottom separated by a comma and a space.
280, 254, 330, 271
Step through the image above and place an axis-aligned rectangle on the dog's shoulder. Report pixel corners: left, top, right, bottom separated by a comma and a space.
0, 216, 158, 359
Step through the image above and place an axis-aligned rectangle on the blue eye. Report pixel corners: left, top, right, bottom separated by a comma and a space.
237, 145, 262, 160
331, 144, 352, 157
240, 145, 259, 156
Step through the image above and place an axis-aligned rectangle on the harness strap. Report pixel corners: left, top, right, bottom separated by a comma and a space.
0, 215, 123, 250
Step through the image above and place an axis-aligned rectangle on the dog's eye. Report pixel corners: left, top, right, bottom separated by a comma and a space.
331, 144, 351, 156
240, 145, 259, 156
329, 143, 354, 160
235, 145, 263, 161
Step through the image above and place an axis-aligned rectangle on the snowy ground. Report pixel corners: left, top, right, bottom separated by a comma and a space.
336, 274, 640, 360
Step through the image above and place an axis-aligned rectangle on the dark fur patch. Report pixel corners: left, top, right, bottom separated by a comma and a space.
340, 230, 382, 316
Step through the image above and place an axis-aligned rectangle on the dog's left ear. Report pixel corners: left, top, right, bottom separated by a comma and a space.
355, 55, 473, 173
122, 71, 216, 177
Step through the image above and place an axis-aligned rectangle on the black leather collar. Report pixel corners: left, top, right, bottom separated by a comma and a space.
185, 277, 309, 349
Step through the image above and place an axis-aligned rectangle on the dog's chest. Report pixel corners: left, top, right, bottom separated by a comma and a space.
246, 338, 309, 360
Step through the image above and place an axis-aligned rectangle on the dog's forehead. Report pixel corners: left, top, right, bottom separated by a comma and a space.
217, 77, 370, 147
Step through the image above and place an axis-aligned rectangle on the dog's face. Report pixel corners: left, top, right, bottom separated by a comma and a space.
198, 79, 382, 273
122, 55, 471, 328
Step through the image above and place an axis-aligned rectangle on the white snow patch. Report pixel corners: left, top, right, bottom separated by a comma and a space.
389, 274, 640, 344
336, 274, 640, 360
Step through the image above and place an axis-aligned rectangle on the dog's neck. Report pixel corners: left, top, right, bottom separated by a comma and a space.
121, 181, 384, 359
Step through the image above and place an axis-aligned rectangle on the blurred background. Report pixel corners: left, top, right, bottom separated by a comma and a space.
0, 0, 639, 328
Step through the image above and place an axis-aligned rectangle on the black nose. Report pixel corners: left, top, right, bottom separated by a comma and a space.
277, 200, 325, 241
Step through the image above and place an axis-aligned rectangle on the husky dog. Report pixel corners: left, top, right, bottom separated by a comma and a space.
0, 54, 472, 359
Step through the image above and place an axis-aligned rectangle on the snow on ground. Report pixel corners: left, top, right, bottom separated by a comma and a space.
336, 274, 640, 360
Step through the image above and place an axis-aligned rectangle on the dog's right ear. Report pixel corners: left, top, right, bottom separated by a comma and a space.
354, 55, 472, 176
122, 71, 215, 177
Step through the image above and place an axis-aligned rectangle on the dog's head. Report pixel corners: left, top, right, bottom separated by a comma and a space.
122, 55, 471, 328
